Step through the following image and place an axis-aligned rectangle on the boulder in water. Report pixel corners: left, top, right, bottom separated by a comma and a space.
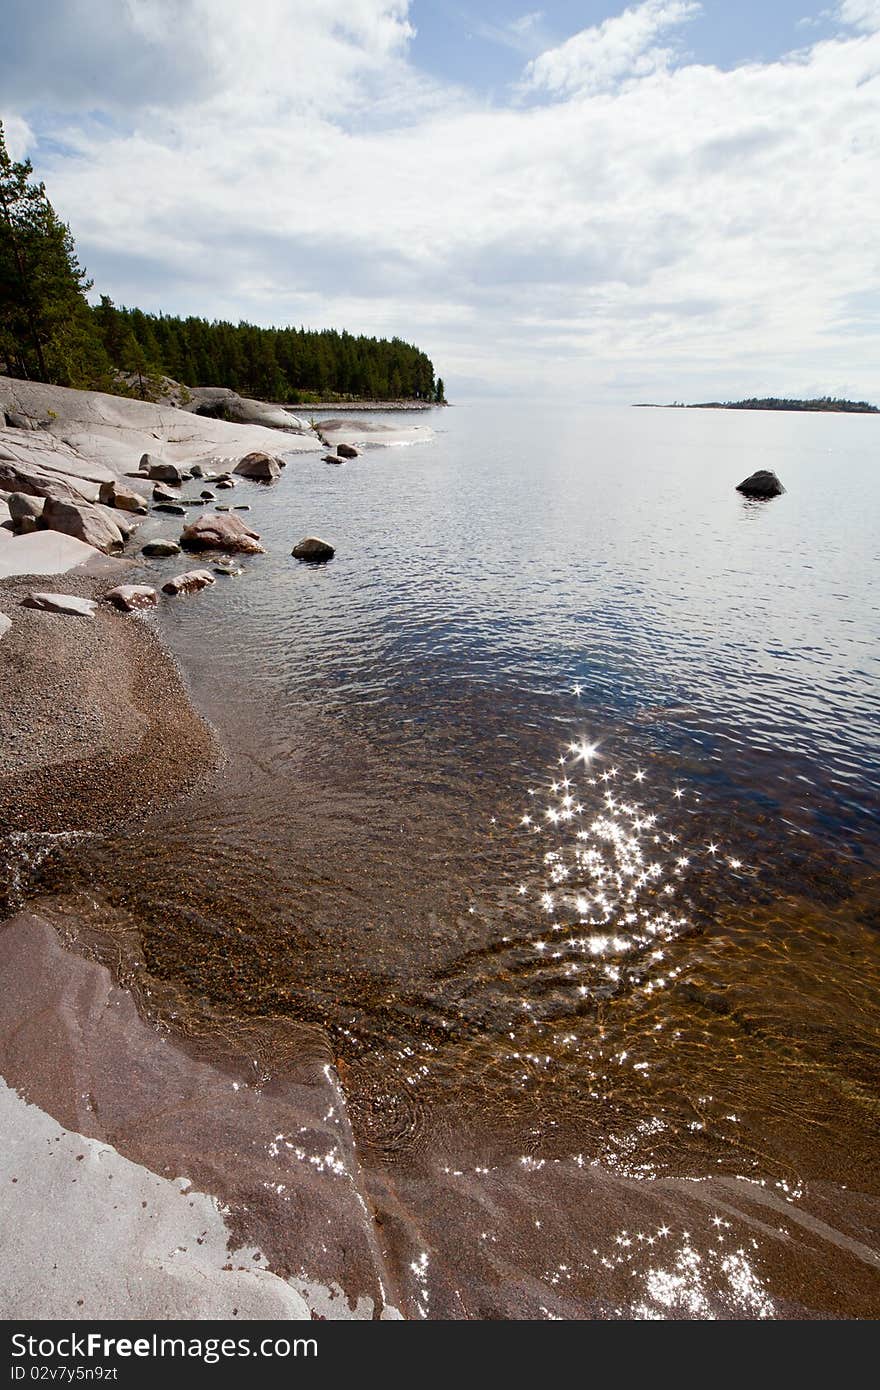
142, 454, 186, 485
736, 470, 785, 498
142, 538, 181, 557
292, 536, 335, 562
180, 511, 265, 554
162, 569, 216, 596
336, 443, 358, 458
233, 451, 282, 482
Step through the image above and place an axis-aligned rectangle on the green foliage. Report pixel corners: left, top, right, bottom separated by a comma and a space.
0, 121, 111, 388
91, 303, 439, 402
0, 120, 442, 402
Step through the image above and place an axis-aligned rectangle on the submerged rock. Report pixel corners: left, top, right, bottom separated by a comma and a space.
141, 538, 181, 557
41, 497, 125, 554
22, 591, 97, 617
336, 443, 358, 458
153, 502, 186, 516
104, 584, 160, 612
736, 469, 785, 498
180, 511, 265, 554
162, 569, 216, 596
292, 536, 335, 562
233, 451, 283, 482
213, 560, 244, 577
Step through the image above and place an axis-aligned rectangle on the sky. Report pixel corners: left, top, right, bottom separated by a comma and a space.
2, 0, 879, 401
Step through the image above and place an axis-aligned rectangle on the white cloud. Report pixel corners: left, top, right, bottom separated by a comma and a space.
523, 0, 701, 96
1, 113, 33, 160
2, 2, 880, 401
838, 0, 880, 30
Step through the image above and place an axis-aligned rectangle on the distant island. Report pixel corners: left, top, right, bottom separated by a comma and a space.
634, 396, 879, 413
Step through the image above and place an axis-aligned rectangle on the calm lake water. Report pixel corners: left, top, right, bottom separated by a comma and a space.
34, 401, 880, 1315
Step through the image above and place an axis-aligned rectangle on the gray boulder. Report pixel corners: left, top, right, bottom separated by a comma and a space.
736, 470, 785, 498
9, 493, 45, 527
41, 497, 125, 553
162, 569, 216, 596
104, 584, 160, 612
22, 591, 97, 617
0, 613, 11, 641
180, 512, 265, 554
152, 482, 178, 502
141, 454, 186, 485
336, 443, 358, 458
233, 451, 283, 482
142, 539, 181, 557
98, 480, 148, 514
292, 536, 335, 562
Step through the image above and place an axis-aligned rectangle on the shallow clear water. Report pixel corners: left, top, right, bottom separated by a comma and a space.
27, 401, 880, 1316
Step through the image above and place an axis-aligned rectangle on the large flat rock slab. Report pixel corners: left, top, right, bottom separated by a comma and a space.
0, 912, 395, 1319
1, 378, 323, 482
0, 531, 102, 580
0, 1078, 312, 1320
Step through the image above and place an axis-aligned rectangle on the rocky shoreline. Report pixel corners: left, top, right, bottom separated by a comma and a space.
0, 376, 435, 1320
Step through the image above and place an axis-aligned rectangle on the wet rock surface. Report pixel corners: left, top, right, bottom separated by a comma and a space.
162, 569, 216, 596
181, 513, 265, 554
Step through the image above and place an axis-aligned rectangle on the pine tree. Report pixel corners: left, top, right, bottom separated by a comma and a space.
0, 120, 108, 386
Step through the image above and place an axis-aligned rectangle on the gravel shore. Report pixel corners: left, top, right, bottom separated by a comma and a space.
0, 566, 220, 921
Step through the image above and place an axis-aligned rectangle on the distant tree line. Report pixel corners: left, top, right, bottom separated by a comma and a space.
91, 298, 443, 403
0, 120, 444, 404
688, 396, 878, 414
